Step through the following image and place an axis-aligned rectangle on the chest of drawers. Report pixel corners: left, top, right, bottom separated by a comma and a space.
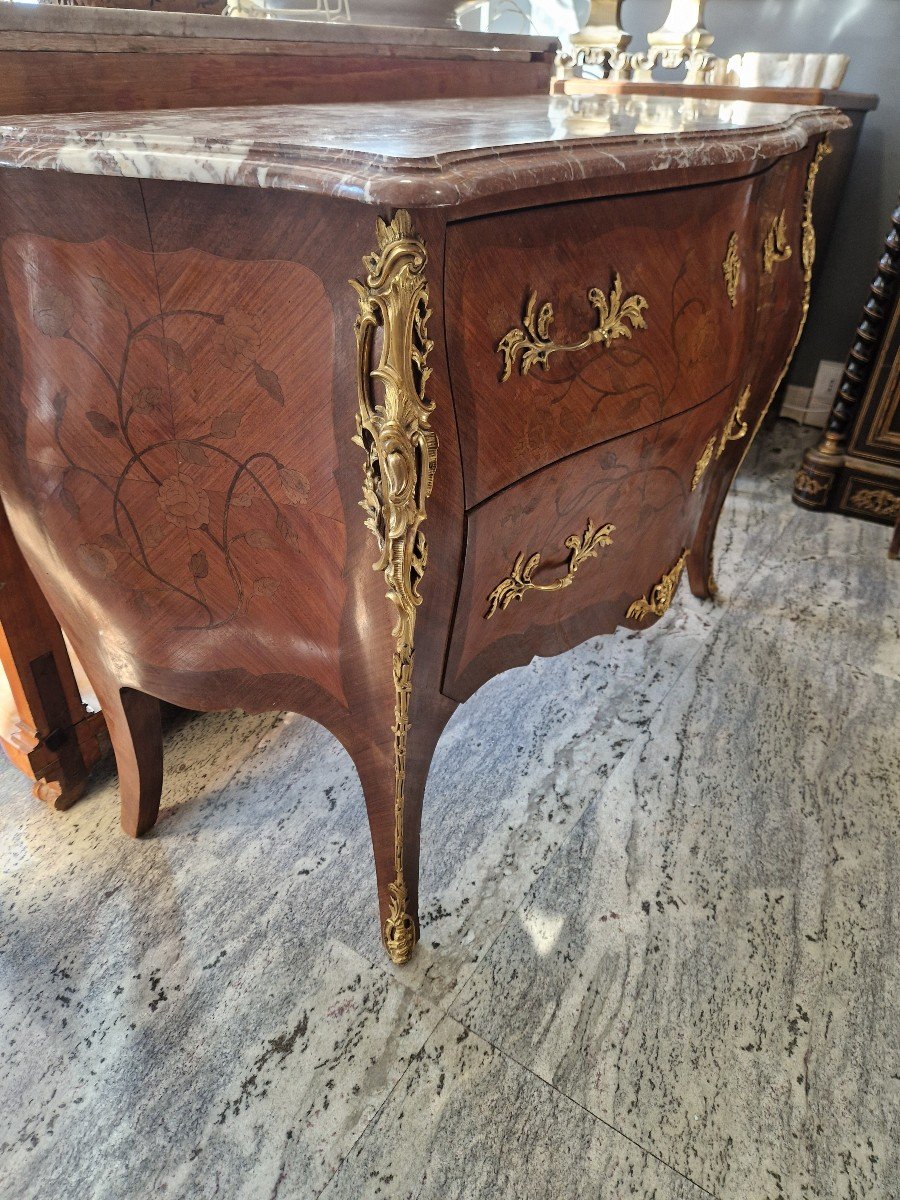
0, 95, 842, 962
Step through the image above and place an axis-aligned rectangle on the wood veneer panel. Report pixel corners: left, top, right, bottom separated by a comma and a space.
446, 174, 759, 506
0, 52, 552, 116
444, 389, 735, 701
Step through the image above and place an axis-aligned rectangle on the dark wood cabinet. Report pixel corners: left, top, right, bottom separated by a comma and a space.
794, 198, 900, 524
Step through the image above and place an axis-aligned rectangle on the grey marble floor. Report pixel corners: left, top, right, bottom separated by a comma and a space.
1, 422, 897, 1200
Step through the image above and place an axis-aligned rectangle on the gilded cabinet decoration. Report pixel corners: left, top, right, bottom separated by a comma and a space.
847, 485, 900, 519
794, 468, 830, 503
692, 436, 716, 490
801, 139, 831, 285
485, 518, 615, 619
794, 169, 899, 527
626, 549, 689, 622
351, 210, 436, 965
722, 232, 741, 308
718, 386, 750, 455
496, 273, 648, 381
762, 210, 792, 274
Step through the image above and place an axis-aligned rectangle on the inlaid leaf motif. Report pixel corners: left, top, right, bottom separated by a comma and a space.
275, 512, 299, 547
253, 577, 281, 598
77, 543, 117, 578
132, 386, 164, 415
176, 441, 208, 467
130, 590, 153, 619
277, 466, 309, 505
58, 483, 79, 519
209, 411, 242, 439
687, 310, 716, 366
89, 276, 127, 315
86, 410, 120, 439
145, 334, 191, 373
254, 362, 284, 407
244, 528, 277, 550
33, 286, 74, 338
52, 390, 68, 420
189, 549, 209, 580
100, 532, 129, 552
143, 520, 167, 550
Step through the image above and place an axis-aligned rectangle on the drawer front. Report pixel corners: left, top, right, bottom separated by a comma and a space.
444, 388, 740, 702
446, 172, 762, 506
747, 148, 815, 411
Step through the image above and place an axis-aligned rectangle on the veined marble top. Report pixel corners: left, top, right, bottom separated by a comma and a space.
0, 95, 844, 207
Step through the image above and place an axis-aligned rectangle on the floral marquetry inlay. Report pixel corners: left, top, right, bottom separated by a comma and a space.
4, 235, 338, 648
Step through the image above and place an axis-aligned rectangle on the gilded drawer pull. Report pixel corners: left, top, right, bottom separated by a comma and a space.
762, 211, 792, 273
626, 549, 689, 622
497, 274, 648, 382
722, 232, 741, 308
717, 385, 750, 454
485, 518, 615, 619
693, 386, 752, 490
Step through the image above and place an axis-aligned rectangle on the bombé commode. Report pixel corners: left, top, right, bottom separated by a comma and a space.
0, 95, 843, 962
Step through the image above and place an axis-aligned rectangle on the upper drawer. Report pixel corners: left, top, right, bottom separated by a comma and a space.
445, 172, 762, 506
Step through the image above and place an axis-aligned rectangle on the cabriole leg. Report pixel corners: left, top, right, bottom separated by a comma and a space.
91, 678, 163, 837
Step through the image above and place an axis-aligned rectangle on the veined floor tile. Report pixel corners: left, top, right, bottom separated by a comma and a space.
734, 504, 899, 682
451, 614, 900, 1199
319, 1015, 712, 1200
0, 711, 440, 1199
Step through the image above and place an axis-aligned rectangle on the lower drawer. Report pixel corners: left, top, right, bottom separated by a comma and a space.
443, 389, 739, 701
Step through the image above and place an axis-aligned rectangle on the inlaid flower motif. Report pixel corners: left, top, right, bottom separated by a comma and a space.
157, 472, 210, 530
33, 286, 75, 339
214, 309, 261, 371
77, 543, 117, 577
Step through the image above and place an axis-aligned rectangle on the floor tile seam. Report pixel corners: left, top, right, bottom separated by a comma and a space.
311, 1002, 450, 1200
454, 1016, 722, 1200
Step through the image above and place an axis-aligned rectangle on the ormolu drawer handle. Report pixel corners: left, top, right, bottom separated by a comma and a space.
762, 211, 792, 273
485, 518, 615, 619
497, 274, 648, 382
626, 549, 689, 623
717, 385, 750, 453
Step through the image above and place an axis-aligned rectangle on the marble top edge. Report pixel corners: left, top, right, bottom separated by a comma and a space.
0, 96, 847, 208
0, 3, 556, 52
